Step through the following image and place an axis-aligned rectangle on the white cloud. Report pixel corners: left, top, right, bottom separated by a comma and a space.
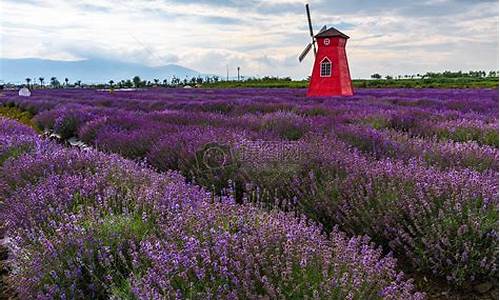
0, 0, 498, 79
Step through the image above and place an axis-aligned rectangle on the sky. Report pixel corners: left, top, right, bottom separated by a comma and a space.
0, 0, 498, 79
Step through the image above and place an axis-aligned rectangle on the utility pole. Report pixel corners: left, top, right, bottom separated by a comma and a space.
237, 66, 240, 81
226, 65, 229, 81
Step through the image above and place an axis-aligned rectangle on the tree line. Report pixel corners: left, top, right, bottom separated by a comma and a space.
1, 71, 497, 91
370, 70, 499, 80
15, 75, 224, 89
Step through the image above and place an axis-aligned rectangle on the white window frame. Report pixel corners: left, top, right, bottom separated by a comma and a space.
320, 57, 332, 77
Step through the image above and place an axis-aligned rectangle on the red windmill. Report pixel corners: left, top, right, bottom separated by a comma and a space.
299, 4, 354, 97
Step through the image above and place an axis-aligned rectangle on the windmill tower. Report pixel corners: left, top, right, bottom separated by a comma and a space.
299, 4, 354, 97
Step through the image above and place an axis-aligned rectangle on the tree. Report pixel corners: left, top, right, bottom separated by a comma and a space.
50, 77, 60, 88
25, 78, 31, 86
39, 77, 44, 87
171, 76, 180, 86
132, 76, 142, 88
370, 73, 382, 79
385, 75, 393, 80
109, 80, 114, 87
153, 79, 159, 86
75, 80, 82, 87
163, 79, 168, 86
64, 78, 69, 86
488, 71, 498, 78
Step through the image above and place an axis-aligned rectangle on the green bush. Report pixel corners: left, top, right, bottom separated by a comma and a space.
0, 106, 36, 129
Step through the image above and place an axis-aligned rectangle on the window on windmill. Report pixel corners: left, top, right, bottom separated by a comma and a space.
320, 58, 332, 77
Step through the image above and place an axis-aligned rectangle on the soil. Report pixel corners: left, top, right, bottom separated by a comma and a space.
411, 272, 499, 300
0, 225, 8, 300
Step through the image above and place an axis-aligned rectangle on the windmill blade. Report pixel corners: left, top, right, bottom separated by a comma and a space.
299, 43, 313, 62
305, 3, 317, 55
306, 4, 314, 38
319, 25, 327, 33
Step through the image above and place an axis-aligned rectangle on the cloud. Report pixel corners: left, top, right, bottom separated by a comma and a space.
0, 0, 497, 79
77, 3, 111, 13
200, 15, 243, 25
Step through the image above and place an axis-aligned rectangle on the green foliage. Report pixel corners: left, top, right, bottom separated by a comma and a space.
0, 106, 36, 128
186, 142, 244, 197
356, 78, 499, 89
302, 107, 330, 116
0, 143, 34, 166
363, 117, 389, 130
437, 127, 499, 148
410, 196, 499, 284
260, 112, 308, 141
202, 76, 498, 89
55, 115, 80, 139
93, 214, 154, 245
203, 77, 307, 88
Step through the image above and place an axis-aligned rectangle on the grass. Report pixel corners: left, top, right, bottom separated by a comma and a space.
202, 77, 499, 89
0, 105, 38, 129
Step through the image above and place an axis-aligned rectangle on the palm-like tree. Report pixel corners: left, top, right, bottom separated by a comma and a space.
50, 77, 58, 88
133, 76, 141, 88
109, 80, 114, 87
171, 76, 180, 85
39, 77, 44, 87
64, 78, 69, 86
25, 78, 31, 86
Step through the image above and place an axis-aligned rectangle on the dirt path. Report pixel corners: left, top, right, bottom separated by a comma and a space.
0, 225, 10, 300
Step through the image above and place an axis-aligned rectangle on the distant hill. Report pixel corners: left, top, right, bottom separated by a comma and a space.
0, 58, 202, 84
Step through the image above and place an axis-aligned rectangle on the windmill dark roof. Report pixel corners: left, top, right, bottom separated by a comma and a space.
315, 27, 349, 39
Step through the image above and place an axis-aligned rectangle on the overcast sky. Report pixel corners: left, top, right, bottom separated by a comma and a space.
1, 0, 498, 79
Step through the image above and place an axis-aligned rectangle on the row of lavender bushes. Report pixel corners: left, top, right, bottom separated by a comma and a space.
2, 88, 498, 147
2, 88, 497, 116
33, 105, 498, 171
32, 106, 499, 287
1, 88, 498, 289
0, 117, 424, 299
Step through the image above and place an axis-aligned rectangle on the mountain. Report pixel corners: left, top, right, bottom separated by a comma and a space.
0, 58, 202, 84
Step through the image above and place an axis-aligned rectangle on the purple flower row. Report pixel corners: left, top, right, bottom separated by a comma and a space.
0, 118, 424, 299
334, 124, 498, 171
2, 88, 497, 116
300, 135, 498, 285
1, 88, 497, 288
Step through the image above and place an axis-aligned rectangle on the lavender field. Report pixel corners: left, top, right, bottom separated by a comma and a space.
0, 88, 498, 299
